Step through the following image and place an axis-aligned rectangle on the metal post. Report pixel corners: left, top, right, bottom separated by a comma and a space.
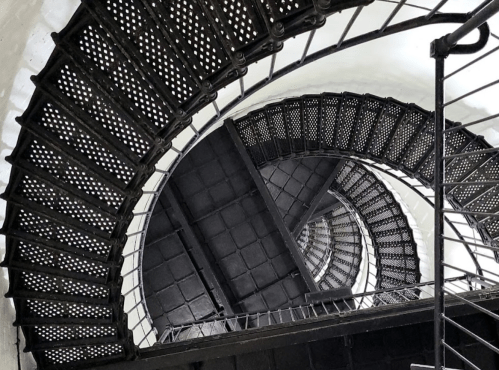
433, 55, 446, 370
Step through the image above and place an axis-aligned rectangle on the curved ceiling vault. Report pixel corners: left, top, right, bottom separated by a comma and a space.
1, 1, 498, 370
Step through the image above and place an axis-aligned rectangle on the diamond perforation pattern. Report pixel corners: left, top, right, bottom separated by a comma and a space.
21, 272, 108, 299
17, 175, 116, 234
79, 23, 173, 126
105, 0, 197, 103
24, 139, 124, 209
35, 325, 116, 343
332, 161, 419, 290
15, 210, 111, 256
56, 64, 150, 157
36, 102, 135, 183
209, 0, 260, 46
44, 343, 123, 365
163, 0, 228, 75
17, 241, 108, 278
27, 300, 112, 319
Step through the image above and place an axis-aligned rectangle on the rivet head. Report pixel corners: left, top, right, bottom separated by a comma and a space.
272, 22, 285, 38
235, 52, 246, 66
318, 0, 331, 9
202, 80, 213, 91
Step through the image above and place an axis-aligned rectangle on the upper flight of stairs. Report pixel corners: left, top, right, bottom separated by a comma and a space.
234, 92, 499, 251
3, 2, 376, 368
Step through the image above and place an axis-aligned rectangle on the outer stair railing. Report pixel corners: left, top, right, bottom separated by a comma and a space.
430, 1, 499, 369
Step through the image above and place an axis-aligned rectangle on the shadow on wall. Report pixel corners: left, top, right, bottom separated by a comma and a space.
0, 0, 80, 368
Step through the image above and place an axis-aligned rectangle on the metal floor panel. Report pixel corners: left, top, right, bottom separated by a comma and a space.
260, 157, 340, 231
143, 127, 309, 335
143, 194, 217, 335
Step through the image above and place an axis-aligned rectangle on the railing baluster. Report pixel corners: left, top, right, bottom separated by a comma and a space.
184, 324, 194, 340
300, 305, 307, 319
444, 78, 499, 107
321, 302, 330, 315
301, 30, 316, 64
213, 101, 221, 117
269, 54, 277, 80
443, 342, 481, 370
311, 305, 318, 317
240, 77, 245, 98
338, 6, 364, 47
379, 0, 407, 32
444, 112, 499, 132
426, 0, 449, 19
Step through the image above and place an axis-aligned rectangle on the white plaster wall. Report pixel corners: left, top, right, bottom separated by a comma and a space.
0, 1, 80, 368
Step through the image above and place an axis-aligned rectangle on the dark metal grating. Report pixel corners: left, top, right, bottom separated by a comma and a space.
330, 161, 420, 300
297, 203, 363, 290
233, 93, 499, 249
142, 127, 309, 338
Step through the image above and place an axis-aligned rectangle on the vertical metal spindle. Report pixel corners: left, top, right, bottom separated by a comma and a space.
425, 0, 448, 20
433, 55, 446, 370
301, 30, 316, 63
213, 101, 221, 117
239, 77, 245, 98
379, 0, 407, 32
338, 6, 364, 47
269, 54, 277, 80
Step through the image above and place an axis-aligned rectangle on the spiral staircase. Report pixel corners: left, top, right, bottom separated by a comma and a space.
2, 1, 499, 370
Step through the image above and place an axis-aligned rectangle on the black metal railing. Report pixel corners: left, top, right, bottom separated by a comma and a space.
159, 276, 470, 344
431, 1, 499, 369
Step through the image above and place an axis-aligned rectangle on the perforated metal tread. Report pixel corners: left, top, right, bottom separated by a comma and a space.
297, 203, 363, 290
1, 1, 490, 368
258, 156, 362, 290
234, 92, 499, 252
330, 162, 420, 297
2, 2, 377, 368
